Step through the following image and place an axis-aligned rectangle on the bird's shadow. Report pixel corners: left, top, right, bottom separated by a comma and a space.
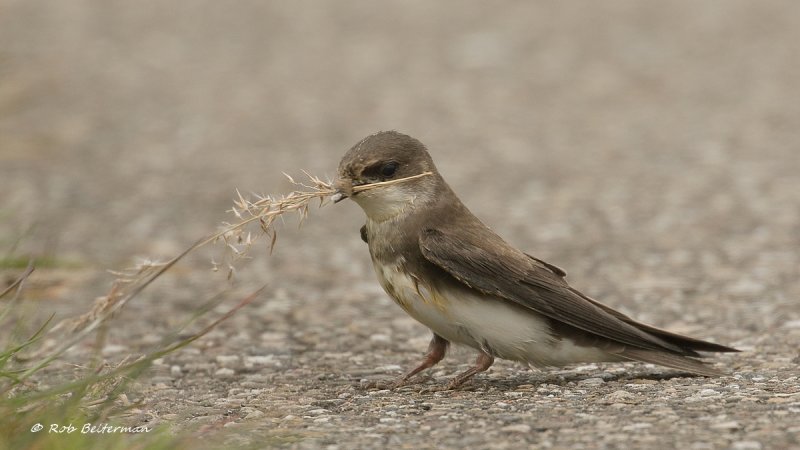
354, 369, 706, 393
487, 369, 700, 390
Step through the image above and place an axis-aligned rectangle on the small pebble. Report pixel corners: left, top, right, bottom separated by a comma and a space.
216, 355, 240, 367
578, 377, 605, 386
214, 368, 235, 378
710, 421, 740, 431
606, 390, 636, 402
501, 424, 531, 433
369, 334, 391, 343
731, 441, 762, 450
244, 355, 280, 367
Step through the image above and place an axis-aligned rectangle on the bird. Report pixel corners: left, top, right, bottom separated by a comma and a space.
331, 130, 738, 389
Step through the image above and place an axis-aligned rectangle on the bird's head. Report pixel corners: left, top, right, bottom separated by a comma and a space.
333, 131, 441, 221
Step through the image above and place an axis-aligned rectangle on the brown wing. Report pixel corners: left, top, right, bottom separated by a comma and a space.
420, 227, 697, 355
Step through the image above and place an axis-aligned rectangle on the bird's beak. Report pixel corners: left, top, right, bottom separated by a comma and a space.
332, 178, 353, 204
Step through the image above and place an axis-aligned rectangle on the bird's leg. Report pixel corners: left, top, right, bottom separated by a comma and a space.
445, 351, 494, 389
394, 334, 449, 386
362, 335, 448, 390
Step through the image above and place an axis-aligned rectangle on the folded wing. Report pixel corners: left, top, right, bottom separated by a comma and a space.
419, 227, 737, 372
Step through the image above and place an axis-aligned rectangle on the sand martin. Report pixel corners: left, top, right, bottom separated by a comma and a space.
332, 131, 738, 389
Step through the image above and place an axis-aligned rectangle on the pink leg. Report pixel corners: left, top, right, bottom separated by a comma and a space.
363, 334, 450, 390
398, 334, 449, 383
364, 334, 450, 389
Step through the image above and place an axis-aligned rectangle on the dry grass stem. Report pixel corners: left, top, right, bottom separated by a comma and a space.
351, 171, 433, 193
67, 170, 433, 334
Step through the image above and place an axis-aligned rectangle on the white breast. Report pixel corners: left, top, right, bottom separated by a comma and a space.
373, 262, 617, 367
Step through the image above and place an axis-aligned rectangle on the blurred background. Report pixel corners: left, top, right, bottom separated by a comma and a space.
2, 1, 799, 447
3, 0, 797, 265
2, 0, 799, 328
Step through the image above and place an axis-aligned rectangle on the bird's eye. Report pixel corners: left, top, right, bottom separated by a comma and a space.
380, 162, 399, 177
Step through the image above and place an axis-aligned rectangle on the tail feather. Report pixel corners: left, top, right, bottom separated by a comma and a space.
629, 323, 739, 355
569, 287, 740, 356
616, 347, 726, 377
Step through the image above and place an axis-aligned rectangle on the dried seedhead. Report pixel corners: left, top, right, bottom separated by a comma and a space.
213, 171, 336, 279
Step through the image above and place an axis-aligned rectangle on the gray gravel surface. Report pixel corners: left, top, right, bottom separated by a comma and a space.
2, 1, 799, 449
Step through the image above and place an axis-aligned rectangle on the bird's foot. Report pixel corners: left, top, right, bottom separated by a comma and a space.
426, 352, 494, 392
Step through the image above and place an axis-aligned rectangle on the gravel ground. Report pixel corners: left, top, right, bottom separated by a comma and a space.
2, 1, 799, 449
